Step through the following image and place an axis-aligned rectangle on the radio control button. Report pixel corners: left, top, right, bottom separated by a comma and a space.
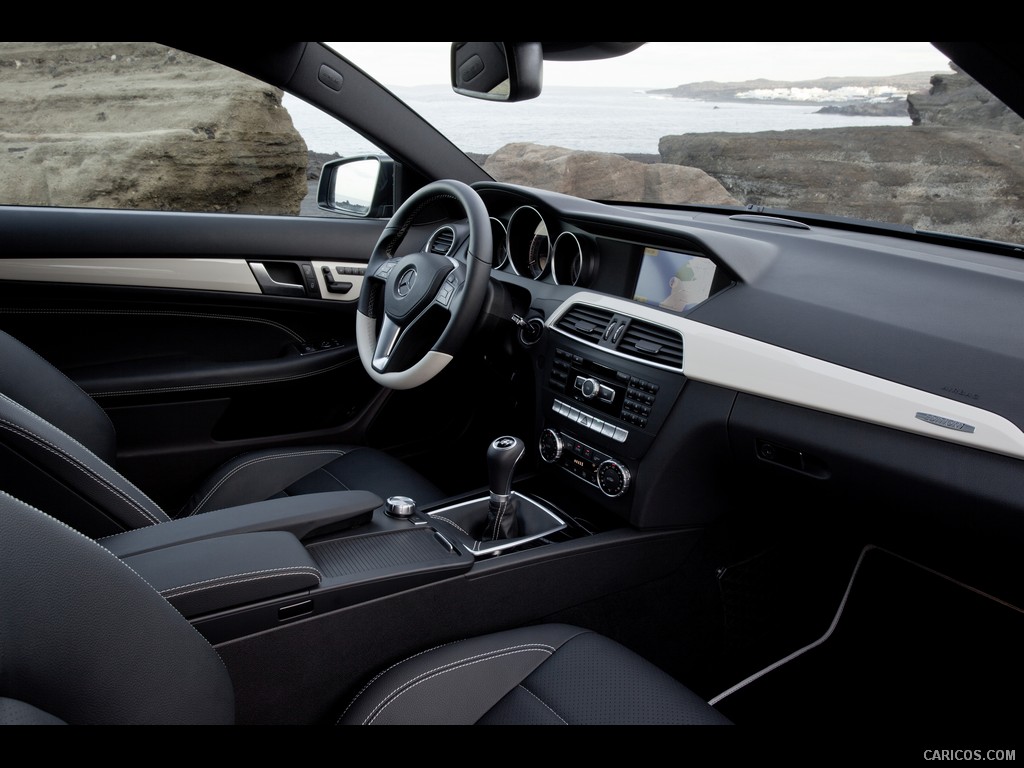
579, 378, 601, 399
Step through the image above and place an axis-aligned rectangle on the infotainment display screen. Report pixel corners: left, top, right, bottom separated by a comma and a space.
632, 248, 717, 314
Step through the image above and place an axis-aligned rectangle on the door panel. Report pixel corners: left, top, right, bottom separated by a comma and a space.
0, 206, 390, 511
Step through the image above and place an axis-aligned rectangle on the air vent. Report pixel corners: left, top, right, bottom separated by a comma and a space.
555, 305, 614, 343
427, 227, 455, 256
619, 319, 684, 369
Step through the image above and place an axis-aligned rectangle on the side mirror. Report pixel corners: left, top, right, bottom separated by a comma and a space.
317, 155, 395, 218
451, 42, 543, 102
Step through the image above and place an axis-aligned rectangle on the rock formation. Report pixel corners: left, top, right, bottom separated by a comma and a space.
0, 42, 308, 214
653, 68, 1024, 243
484, 143, 737, 206
908, 64, 1024, 135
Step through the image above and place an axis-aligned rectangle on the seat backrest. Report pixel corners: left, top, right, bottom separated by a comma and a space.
0, 392, 170, 536
0, 329, 169, 536
0, 491, 233, 724
0, 329, 117, 463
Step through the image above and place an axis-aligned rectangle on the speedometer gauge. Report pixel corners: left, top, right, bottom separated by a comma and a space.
507, 206, 551, 280
490, 217, 509, 269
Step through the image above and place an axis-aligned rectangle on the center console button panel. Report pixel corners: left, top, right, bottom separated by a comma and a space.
550, 348, 665, 430
540, 338, 686, 505
539, 429, 629, 498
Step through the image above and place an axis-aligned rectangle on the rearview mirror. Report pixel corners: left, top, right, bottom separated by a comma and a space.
451, 42, 543, 102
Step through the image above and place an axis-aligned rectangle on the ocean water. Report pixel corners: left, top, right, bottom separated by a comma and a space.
285, 85, 912, 158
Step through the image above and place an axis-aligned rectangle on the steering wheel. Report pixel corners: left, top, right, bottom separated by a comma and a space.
356, 179, 493, 390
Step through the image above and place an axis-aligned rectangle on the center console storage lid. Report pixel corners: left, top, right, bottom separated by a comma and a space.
102, 490, 383, 558
122, 531, 321, 619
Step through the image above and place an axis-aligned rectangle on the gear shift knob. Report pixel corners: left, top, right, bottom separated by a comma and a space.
485, 436, 525, 541
487, 436, 525, 499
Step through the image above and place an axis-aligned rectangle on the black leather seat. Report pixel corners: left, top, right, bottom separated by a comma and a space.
0, 329, 443, 537
339, 623, 731, 725
0, 490, 729, 725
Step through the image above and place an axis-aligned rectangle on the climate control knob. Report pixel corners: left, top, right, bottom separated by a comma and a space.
539, 429, 563, 463
596, 459, 631, 498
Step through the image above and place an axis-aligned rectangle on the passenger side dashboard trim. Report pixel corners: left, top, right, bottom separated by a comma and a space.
550, 292, 1024, 461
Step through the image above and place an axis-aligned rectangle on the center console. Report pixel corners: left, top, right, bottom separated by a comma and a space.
535, 307, 686, 519
102, 435, 585, 646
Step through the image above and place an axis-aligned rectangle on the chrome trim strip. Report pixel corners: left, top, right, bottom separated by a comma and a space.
0, 258, 261, 294
427, 492, 566, 558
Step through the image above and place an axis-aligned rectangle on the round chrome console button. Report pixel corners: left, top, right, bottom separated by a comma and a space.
385, 495, 416, 519
539, 429, 563, 463
596, 460, 631, 498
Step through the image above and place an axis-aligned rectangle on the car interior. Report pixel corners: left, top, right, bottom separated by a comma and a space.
0, 41, 1022, 736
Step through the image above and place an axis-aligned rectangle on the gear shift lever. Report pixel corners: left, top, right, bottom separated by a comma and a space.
485, 436, 525, 540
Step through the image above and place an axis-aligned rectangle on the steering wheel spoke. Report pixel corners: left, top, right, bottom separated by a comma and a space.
371, 315, 404, 373
357, 180, 492, 390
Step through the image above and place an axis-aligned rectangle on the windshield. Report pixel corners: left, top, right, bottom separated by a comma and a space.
316, 41, 1024, 246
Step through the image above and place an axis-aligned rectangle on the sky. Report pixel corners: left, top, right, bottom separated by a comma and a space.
326, 42, 953, 90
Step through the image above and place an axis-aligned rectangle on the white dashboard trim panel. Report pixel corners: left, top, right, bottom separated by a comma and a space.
551, 292, 1024, 461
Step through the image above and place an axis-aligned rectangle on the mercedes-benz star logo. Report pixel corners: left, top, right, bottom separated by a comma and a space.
396, 267, 417, 297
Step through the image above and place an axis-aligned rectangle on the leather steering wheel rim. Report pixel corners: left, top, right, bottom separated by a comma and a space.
356, 179, 493, 390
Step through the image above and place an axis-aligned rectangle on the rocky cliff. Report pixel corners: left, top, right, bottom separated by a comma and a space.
0, 42, 307, 214
908, 64, 1024, 135
658, 126, 1024, 239
483, 143, 737, 206
655, 66, 1024, 242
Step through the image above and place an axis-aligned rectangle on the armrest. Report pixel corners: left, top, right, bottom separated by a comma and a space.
102, 490, 382, 558
123, 531, 321, 619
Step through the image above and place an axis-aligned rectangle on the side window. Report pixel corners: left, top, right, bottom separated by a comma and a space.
0, 41, 383, 217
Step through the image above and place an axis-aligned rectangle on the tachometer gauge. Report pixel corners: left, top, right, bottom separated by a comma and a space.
507, 206, 551, 280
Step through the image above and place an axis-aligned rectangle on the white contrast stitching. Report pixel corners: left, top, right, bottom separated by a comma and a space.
0, 330, 119, 436
490, 498, 509, 541
190, 449, 348, 515
430, 515, 469, 536
337, 639, 465, 723
0, 393, 165, 514
159, 567, 322, 597
0, 417, 164, 527
361, 644, 555, 725
0, 490, 232, 675
516, 684, 568, 724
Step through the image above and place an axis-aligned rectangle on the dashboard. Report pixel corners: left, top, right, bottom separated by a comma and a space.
414, 180, 1024, 533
